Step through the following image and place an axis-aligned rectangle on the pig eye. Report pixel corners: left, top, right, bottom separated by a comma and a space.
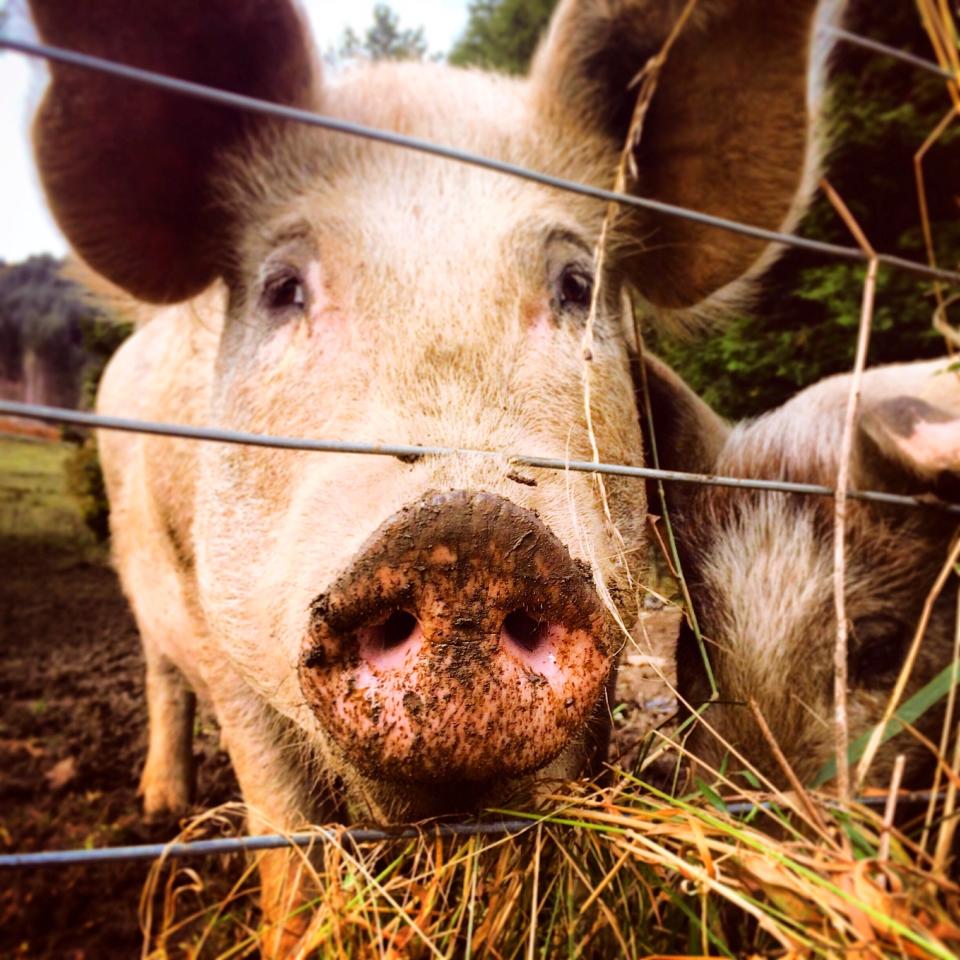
557, 265, 593, 313
262, 271, 307, 314
850, 615, 909, 687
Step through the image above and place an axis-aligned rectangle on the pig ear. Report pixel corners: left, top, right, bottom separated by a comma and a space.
531, 0, 825, 313
637, 354, 729, 515
30, 0, 316, 303
860, 371, 960, 493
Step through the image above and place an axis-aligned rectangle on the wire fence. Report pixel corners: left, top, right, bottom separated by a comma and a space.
0, 14, 958, 869
4, 399, 960, 515
0, 789, 945, 869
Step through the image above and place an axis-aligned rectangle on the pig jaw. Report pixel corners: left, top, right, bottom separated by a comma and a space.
299, 490, 618, 803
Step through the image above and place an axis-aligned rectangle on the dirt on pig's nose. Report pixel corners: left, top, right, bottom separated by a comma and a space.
299, 490, 615, 783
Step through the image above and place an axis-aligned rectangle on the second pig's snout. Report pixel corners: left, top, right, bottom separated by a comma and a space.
299, 490, 613, 783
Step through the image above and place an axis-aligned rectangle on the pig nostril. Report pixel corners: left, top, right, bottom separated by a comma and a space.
381, 609, 418, 650
502, 610, 545, 653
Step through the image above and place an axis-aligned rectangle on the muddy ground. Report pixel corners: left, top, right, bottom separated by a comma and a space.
0, 435, 679, 958
0, 540, 238, 958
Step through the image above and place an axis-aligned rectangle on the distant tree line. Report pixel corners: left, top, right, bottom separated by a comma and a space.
0, 255, 129, 410
0, 256, 131, 539
338, 3, 428, 61
449, 0, 555, 72
0, 255, 132, 411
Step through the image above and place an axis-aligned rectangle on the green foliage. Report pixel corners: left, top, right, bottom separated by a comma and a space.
63, 435, 110, 541
75, 311, 133, 413
0, 436, 94, 548
449, 0, 556, 74
650, 0, 960, 418
61, 312, 132, 541
339, 4, 427, 62
650, 248, 949, 421
0, 254, 132, 540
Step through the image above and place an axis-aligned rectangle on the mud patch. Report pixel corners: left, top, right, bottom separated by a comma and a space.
610, 603, 681, 771
0, 537, 237, 958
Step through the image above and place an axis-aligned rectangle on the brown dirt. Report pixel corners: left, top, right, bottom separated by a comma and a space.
0, 420, 61, 443
610, 603, 680, 770
0, 529, 679, 958
0, 537, 237, 958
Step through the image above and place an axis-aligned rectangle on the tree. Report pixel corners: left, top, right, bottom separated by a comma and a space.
649, 1, 960, 419
449, 0, 556, 74
339, 4, 427, 62
0, 255, 91, 408
0, 254, 133, 539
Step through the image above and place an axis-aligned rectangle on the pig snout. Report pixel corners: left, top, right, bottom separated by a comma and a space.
299, 490, 613, 784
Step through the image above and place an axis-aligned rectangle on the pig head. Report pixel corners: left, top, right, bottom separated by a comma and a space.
28, 0, 830, 934
644, 355, 960, 789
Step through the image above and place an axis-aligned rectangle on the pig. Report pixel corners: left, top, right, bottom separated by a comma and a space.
28, 0, 832, 938
642, 354, 959, 790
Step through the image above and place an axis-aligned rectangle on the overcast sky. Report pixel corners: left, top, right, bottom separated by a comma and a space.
0, 0, 470, 263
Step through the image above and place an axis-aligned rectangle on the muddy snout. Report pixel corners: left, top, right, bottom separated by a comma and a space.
299, 490, 613, 783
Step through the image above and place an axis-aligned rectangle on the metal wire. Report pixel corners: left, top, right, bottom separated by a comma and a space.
0, 820, 535, 869
5, 399, 960, 515
0, 789, 945, 868
823, 25, 955, 80
1, 33, 959, 287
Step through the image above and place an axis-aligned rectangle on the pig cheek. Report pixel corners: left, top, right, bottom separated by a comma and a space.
252, 308, 353, 389
525, 304, 555, 344
198, 314, 361, 695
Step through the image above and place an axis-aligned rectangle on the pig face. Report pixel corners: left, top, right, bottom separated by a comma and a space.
644, 356, 958, 789
201, 91, 648, 771
29, 0, 829, 822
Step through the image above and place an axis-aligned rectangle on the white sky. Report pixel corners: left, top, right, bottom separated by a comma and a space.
0, 1, 470, 263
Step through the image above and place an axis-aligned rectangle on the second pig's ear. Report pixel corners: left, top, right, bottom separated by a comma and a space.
859, 368, 960, 498
636, 353, 730, 519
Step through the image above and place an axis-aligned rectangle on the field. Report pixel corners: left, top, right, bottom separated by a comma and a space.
0, 434, 681, 957
0, 435, 236, 957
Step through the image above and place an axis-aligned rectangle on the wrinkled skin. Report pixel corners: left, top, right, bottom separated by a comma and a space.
644, 356, 959, 790
28, 0, 831, 943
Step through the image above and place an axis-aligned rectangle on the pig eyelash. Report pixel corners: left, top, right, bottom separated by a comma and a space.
261, 269, 307, 315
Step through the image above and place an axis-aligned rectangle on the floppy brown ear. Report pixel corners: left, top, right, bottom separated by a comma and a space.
859, 362, 960, 494
637, 353, 729, 516
30, 0, 316, 303
531, 0, 827, 313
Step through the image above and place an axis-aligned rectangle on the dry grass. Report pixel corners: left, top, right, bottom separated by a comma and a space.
141, 764, 960, 959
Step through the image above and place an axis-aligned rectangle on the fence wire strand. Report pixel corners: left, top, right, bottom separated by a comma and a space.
1, 33, 960, 287
1, 16, 959, 870
0, 790, 946, 869
822, 24, 956, 79
4, 398, 960, 515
